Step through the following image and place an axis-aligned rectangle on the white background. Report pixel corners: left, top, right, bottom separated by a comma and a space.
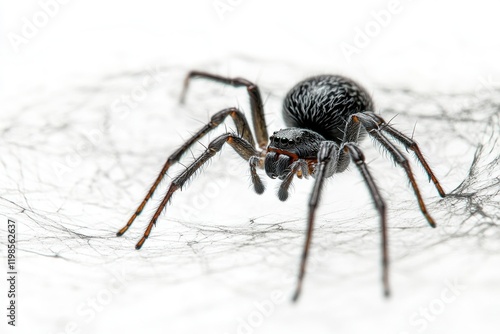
1, 1, 499, 333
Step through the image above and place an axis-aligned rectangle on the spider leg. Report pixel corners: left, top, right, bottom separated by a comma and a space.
180, 71, 269, 148
344, 142, 389, 297
249, 156, 265, 194
336, 114, 363, 173
134, 133, 259, 249
293, 142, 338, 302
355, 113, 437, 228
363, 112, 445, 197
117, 107, 256, 237
340, 115, 389, 295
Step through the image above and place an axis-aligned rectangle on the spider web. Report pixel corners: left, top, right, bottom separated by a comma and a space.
0, 59, 499, 333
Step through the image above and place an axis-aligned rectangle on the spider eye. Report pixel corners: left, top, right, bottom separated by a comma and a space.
280, 138, 289, 145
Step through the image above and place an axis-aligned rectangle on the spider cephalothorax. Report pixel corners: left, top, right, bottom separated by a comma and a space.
265, 128, 325, 180
117, 71, 446, 301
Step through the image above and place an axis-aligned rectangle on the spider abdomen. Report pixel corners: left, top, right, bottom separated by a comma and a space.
282, 75, 374, 143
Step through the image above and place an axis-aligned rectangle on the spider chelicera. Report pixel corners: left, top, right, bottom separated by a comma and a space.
117, 71, 446, 301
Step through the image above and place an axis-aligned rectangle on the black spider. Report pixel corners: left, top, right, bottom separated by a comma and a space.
117, 71, 446, 301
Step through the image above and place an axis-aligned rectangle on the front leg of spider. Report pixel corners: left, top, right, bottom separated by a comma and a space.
116, 107, 257, 237
134, 133, 259, 249
293, 141, 338, 302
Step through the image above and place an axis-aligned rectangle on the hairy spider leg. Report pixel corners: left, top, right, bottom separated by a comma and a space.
364, 112, 446, 197
355, 113, 437, 228
249, 156, 266, 194
293, 141, 338, 302
134, 133, 259, 249
117, 107, 256, 237
180, 71, 269, 148
344, 142, 389, 297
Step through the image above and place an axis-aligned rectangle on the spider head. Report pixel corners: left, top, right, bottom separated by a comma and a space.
269, 131, 298, 149
265, 128, 325, 180
268, 128, 325, 158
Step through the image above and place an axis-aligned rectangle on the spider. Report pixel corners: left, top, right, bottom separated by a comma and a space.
117, 71, 446, 301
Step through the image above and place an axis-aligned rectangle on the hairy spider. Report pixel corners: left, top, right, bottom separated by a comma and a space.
117, 71, 446, 301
